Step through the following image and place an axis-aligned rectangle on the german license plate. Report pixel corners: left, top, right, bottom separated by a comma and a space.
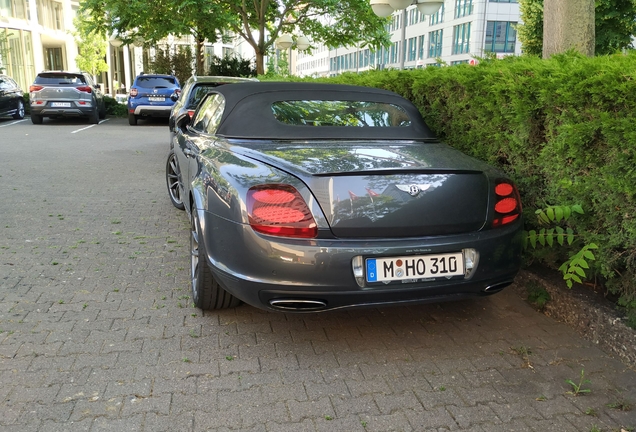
50, 102, 71, 108
366, 252, 464, 283
149, 97, 165, 102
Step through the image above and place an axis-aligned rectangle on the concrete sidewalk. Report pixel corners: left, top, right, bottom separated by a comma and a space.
1, 118, 634, 431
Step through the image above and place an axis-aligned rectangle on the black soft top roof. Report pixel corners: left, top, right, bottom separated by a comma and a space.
206, 82, 435, 140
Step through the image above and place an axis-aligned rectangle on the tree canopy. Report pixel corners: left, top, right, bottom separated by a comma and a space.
221, 0, 391, 74
79, 0, 391, 76
79, 0, 233, 74
72, 15, 108, 77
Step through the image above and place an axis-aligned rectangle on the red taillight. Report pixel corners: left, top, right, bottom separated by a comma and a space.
247, 185, 317, 238
76, 86, 92, 93
130, 88, 138, 97
29, 85, 43, 92
187, 110, 195, 118
495, 183, 514, 196
493, 180, 521, 228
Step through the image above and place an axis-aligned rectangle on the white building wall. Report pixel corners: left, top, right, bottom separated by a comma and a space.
1, 0, 80, 88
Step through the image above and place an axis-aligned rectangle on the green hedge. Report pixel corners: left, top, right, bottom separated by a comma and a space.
282, 52, 636, 320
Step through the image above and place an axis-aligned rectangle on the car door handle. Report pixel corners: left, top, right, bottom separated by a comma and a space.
183, 148, 194, 157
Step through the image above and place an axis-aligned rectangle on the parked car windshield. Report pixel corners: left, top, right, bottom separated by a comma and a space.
34, 74, 86, 85
136, 76, 177, 88
271, 100, 412, 127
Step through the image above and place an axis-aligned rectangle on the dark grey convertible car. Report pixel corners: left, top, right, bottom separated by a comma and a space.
167, 82, 523, 312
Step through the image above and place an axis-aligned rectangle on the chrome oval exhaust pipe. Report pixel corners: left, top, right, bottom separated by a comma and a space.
269, 299, 327, 311
483, 281, 513, 293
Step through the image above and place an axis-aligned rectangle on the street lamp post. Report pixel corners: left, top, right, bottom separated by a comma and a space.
275, 34, 310, 75
109, 35, 124, 97
369, 0, 444, 70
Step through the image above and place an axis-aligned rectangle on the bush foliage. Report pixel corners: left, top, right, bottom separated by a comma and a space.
293, 52, 636, 320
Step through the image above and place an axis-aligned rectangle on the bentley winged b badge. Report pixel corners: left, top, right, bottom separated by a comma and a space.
396, 184, 431, 197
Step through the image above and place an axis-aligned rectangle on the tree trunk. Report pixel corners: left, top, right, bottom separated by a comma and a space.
255, 50, 265, 75
543, 0, 595, 58
196, 36, 205, 75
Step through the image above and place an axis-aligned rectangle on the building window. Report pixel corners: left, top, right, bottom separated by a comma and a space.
455, 0, 473, 18
37, 0, 65, 31
0, 28, 36, 89
407, 37, 417, 61
428, 30, 443, 58
485, 21, 517, 53
0, 0, 28, 20
408, 8, 419, 26
452, 22, 471, 54
451, 60, 469, 65
418, 35, 425, 60
490, 0, 517, 2
429, 4, 445, 25
390, 41, 399, 64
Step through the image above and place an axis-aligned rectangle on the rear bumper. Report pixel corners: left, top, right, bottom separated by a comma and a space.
31, 105, 94, 117
200, 209, 523, 312
130, 105, 172, 117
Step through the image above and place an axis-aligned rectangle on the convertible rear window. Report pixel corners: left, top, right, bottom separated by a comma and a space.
271, 100, 412, 127
135, 77, 177, 88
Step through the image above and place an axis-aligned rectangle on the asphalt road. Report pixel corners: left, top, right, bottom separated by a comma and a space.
0, 115, 635, 431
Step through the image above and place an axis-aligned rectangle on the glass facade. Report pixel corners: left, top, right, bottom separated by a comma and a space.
407, 37, 417, 61
418, 35, 425, 60
0, 28, 35, 89
429, 4, 445, 25
0, 0, 29, 20
485, 21, 517, 53
455, 0, 473, 18
452, 22, 472, 54
428, 30, 443, 58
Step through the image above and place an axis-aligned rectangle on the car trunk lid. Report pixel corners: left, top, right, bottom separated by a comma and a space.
236, 141, 492, 238
38, 86, 86, 101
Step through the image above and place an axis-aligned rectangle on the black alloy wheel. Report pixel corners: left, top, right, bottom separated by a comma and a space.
190, 210, 241, 310
13, 100, 25, 120
166, 152, 185, 210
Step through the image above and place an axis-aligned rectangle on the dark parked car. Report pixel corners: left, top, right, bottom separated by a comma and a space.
127, 73, 180, 125
168, 75, 257, 133
29, 71, 105, 124
0, 74, 25, 120
167, 82, 523, 312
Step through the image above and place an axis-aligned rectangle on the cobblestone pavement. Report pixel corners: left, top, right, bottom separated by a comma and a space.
1, 117, 635, 432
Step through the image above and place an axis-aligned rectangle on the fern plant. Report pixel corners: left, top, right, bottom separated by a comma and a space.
523, 204, 597, 288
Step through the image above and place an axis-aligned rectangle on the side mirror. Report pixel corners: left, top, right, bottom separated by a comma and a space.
170, 92, 179, 102
176, 112, 191, 131
96, 83, 103, 92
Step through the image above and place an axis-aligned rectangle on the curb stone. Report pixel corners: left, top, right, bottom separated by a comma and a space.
514, 268, 636, 368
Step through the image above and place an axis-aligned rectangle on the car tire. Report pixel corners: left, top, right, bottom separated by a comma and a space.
31, 114, 43, 124
166, 151, 185, 210
190, 210, 241, 310
12, 100, 25, 120
98, 101, 106, 119
128, 113, 137, 126
89, 108, 99, 124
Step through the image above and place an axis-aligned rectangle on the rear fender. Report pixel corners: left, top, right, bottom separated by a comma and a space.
198, 150, 329, 228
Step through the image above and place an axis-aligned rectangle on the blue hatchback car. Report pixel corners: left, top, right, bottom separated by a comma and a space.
127, 73, 180, 125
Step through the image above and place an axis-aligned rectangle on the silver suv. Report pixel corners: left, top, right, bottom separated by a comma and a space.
29, 71, 105, 125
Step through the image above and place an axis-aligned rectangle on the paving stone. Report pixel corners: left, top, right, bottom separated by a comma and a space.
1, 120, 635, 431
